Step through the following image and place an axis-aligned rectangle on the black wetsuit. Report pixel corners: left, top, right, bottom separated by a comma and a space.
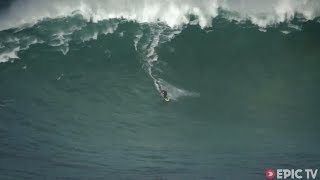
157, 81, 168, 98
161, 90, 168, 98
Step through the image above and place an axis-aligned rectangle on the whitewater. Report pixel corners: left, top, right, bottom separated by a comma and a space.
1, 0, 320, 96
0, 0, 320, 31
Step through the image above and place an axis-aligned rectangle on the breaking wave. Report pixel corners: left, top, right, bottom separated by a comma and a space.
0, 0, 319, 31
0, 0, 320, 100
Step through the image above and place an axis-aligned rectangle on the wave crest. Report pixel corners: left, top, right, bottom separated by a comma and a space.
0, 0, 319, 31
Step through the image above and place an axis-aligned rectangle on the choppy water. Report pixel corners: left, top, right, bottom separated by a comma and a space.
1, 1, 320, 179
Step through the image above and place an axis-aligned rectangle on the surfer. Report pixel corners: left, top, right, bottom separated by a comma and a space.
156, 81, 169, 101
161, 90, 168, 99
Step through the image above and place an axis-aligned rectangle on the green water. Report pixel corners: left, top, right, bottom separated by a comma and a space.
1, 17, 320, 179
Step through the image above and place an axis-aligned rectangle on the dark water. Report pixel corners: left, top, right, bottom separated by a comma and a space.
1, 15, 320, 179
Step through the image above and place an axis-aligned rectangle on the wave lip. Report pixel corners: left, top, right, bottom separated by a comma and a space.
1, 0, 319, 31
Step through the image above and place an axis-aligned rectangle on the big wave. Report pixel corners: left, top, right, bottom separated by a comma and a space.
1, 0, 320, 100
0, 0, 319, 31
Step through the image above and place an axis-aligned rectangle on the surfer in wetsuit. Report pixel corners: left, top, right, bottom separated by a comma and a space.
156, 81, 169, 100
161, 90, 168, 99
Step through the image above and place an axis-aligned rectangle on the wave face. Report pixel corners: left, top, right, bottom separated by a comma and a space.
0, 0, 320, 30
1, 1, 320, 180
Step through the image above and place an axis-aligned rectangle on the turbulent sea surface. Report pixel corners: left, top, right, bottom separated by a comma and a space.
1, 0, 320, 179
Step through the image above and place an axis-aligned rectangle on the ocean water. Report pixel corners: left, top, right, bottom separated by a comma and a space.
1, 0, 320, 179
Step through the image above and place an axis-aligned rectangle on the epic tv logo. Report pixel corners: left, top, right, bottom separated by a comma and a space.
266, 169, 318, 179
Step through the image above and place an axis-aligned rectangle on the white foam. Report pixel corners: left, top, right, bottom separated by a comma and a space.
155, 79, 200, 100
5, 37, 20, 44
1, 0, 319, 31
102, 23, 118, 35
258, 28, 267, 32
281, 30, 290, 34
60, 46, 69, 55
0, 47, 20, 63
13, 23, 37, 33
146, 31, 161, 60
50, 32, 65, 47
48, 31, 71, 55
275, 0, 295, 22
134, 32, 143, 51
80, 32, 98, 42
223, 0, 320, 28
20, 38, 44, 50
0, 0, 220, 30
288, 23, 302, 31
0, 36, 44, 62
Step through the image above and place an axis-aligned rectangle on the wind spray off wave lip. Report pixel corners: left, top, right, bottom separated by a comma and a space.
0, 0, 320, 31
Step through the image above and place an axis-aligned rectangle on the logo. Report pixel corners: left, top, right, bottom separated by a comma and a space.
265, 169, 318, 179
266, 169, 276, 179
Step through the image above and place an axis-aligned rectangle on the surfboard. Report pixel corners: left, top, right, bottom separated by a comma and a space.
164, 97, 170, 102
